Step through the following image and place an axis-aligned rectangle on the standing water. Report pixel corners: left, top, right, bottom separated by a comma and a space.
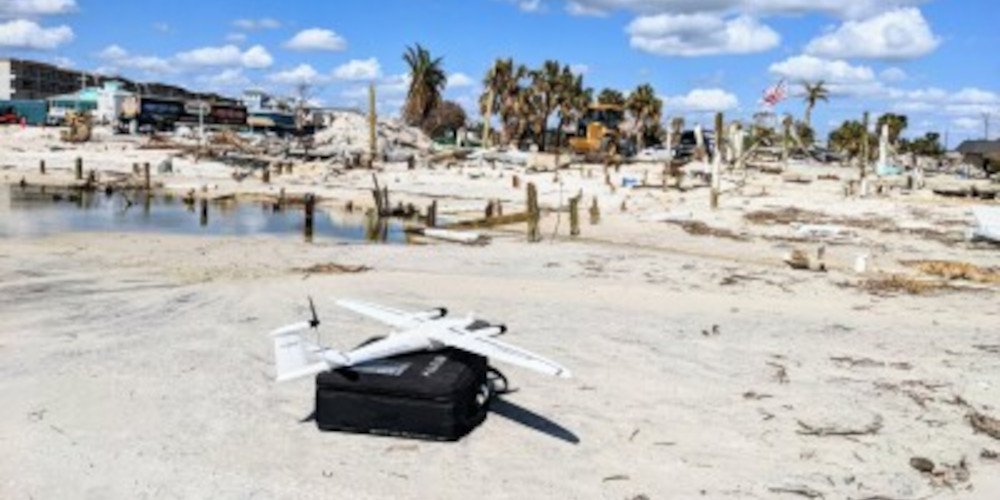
0, 185, 407, 243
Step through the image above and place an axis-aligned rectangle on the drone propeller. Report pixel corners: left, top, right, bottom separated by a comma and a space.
308, 296, 320, 329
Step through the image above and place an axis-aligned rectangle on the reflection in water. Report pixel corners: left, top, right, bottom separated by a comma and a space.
1, 185, 407, 243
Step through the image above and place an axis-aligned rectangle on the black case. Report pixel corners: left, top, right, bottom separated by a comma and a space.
315, 348, 490, 441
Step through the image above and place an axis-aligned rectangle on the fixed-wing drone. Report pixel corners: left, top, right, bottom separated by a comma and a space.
270, 298, 572, 382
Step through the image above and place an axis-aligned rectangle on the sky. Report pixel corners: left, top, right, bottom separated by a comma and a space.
1, 0, 998, 144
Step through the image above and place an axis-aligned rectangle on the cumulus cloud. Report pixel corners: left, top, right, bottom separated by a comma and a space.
175, 44, 272, 69
268, 64, 325, 85
97, 44, 172, 74
0, 18, 72, 49
201, 68, 251, 89
805, 8, 939, 60
447, 72, 475, 88
233, 18, 281, 30
0, 0, 76, 18
627, 14, 779, 56
285, 28, 347, 51
332, 58, 381, 80
663, 88, 739, 112
880, 67, 907, 82
561, 0, 924, 19
225, 32, 247, 43
514, 0, 545, 12
768, 55, 874, 83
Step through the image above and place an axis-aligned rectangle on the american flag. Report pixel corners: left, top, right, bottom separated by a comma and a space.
761, 79, 787, 108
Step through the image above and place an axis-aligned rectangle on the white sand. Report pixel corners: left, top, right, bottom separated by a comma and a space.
1, 127, 999, 499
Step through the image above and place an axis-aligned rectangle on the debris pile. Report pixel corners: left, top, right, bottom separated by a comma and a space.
309, 111, 433, 160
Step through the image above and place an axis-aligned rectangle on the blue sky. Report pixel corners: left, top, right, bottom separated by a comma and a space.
1, 0, 998, 143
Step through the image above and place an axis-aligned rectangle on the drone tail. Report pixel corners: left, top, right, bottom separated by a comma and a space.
272, 329, 333, 383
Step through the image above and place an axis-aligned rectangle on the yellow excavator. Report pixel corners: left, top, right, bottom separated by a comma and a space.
60, 111, 93, 143
568, 103, 632, 156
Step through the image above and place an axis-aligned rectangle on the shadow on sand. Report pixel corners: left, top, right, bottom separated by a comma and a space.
489, 397, 580, 444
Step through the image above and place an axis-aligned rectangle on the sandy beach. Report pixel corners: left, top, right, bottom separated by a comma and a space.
2, 124, 999, 499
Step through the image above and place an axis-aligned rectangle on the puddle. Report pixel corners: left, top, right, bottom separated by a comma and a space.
0, 185, 408, 243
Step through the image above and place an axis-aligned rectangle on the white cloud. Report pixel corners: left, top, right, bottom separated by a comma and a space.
768, 55, 874, 83
342, 73, 410, 100
175, 44, 272, 69
664, 88, 739, 112
225, 32, 247, 43
0, 19, 72, 49
51, 55, 71, 68
805, 8, 939, 60
97, 45, 173, 74
241, 45, 273, 69
268, 64, 325, 85
233, 18, 280, 30
0, 0, 76, 18
569, 63, 590, 75
285, 28, 347, 51
333, 58, 381, 80
627, 14, 779, 56
516, 0, 544, 12
560, 0, 924, 19
447, 72, 475, 88
201, 68, 250, 88
152, 22, 169, 33
880, 67, 907, 82
952, 117, 980, 131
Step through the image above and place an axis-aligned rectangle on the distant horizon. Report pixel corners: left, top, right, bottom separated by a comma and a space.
0, 0, 996, 142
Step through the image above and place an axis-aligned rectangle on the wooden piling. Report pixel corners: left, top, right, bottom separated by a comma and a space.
368, 82, 377, 165
277, 187, 286, 211
427, 200, 437, 228
199, 199, 208, 227
74, 157, 83, 180
526, 183, 540, 242
589, 197, 600, 225
860, 111, 870, 179
569, 194, 581, 237
132, 162, 139, 175
303, 193, 316, 240
39, 160, 46, 175
286, 162, 293, 174
512, 174, 520, 189
485, 200, 495, 218
143, 162, 151, 190
262, 168, 271, 184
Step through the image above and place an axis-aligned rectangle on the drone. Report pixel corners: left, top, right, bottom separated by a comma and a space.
270, 298, 572, 382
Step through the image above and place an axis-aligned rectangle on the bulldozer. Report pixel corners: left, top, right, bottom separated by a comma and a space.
60, 111, 93, 143
568, 103, 633, 157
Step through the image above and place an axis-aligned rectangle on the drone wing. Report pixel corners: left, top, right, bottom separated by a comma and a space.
336, 299, 429, 330
430, 327, 572, 378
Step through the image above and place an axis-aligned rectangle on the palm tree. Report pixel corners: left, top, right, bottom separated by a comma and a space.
480, 58, 526, 147
876, 113, 908, 144
626, 84, 662, 151
555, 66, 591, 149
829, 119, 870, 159
801, 81, 829, 129
598, 88, 625, 107
529, 60, 564, 151
403, 44, 447, 126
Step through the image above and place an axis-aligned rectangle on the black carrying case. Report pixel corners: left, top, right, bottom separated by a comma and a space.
315, 348, 491, 441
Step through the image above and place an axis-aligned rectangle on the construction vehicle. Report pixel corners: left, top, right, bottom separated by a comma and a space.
60, 111, 93, 143
568, 103, 634, 157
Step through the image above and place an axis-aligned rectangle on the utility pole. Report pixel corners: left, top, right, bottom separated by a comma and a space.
368, 81, 377, 166
483, 88, 494, 149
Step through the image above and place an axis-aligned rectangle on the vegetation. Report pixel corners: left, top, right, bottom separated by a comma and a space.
901, 132, 944, 157
801, 81, 829, 129
422, 100, 467, 139
597, 88, 625, 107
403, 44, 447, 127
828, 120, 873, 159
625, 84, 662, 150
876, 113, 908, 144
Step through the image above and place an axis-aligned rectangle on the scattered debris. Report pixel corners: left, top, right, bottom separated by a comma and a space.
768, 485, 824, 498
903, 260, 1000, 284
419, 228, 489, 245
970, 206, 1000, 243
909, 457, 935, 473
797, 414, 882, 437
767, 361, 789, 384
294, 263, 371, 275
602, 474, 630, 482
968, 410, 1000, 440
830, 356, 912, 370
854, 274, 956, 296
671, 221, 747, 241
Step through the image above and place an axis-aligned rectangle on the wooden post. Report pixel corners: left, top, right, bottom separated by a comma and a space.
262, 167, 271, 184
368, 82, 377, 166
527, 183, 540, 242
286, 162, 293, 174
381, 187, 390, 215
39, 160, 46, 175
781, 115, 791, 167
512, 174, 520, 189
495, 199, 503, 216
303, 193, 316, 240
860, 111, 870, 179
427, 200, 437, 228
485, 200, 495, 218
143, 162, 151, 190
569, 193, 580, 237
589, 197, 600, 225
75, 157, 83, 180
199, 199, 208, 227
371, 174, 383, 215
277, 188, 286, 212
711, 112, 723, 210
